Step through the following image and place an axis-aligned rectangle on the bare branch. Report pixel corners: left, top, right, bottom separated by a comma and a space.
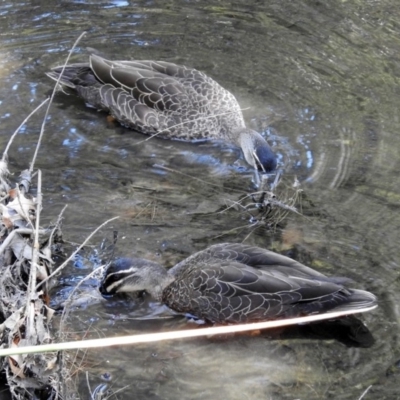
29, 31, 87, 173
2, 99, 49, 161
36, 216, 119, 290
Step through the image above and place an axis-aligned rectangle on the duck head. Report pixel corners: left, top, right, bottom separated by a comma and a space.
99, 258, 173, 301
237, 128, 277, 173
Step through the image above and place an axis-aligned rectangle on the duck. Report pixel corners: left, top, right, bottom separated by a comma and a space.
47, 54, 277, 175
99, 243, 377, 324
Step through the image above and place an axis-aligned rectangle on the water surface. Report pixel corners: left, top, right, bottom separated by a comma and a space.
0, 1, 399, 399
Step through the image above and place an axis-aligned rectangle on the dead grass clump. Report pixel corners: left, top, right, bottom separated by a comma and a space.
0, 32, 88, 400
0, 160, 68, 399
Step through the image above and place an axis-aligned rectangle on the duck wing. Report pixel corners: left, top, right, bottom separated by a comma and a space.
165, 243, 377, 323
90, 55, 191, 113
98, 58, 238, 112
47, 56, 192, 135
47, 55, 245, 140
171, 242, 327, 279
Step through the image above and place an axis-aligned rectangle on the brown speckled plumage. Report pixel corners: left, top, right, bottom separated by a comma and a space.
99, 243, 377, 324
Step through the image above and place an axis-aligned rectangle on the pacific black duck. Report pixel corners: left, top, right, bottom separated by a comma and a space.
47, 55, 277, 175
99, 243, 377, 324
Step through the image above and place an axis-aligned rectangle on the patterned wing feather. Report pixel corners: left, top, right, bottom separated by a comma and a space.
47, 55, 246, 141
97, 85, 160, 132
165, 243, 374, 323
106, 59, 242, 122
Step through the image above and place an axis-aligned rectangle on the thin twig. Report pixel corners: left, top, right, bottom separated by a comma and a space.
29, 31, 87, 173
48, 204, 68, 248
153, 164, 242, 193
129, 201, 154, 220
59, 266, 105, 332
219, 198, 257, 218
211, 222, 251, 239
265, 169, 282, 192
35, 216, 119, 290
358, 385, 372, 400
2, 99, 49, 161
25, 169, 42, 342
32, 169, 42, 287
104, 383, 131, 399
241, 228, 255, 243
86, 372, 93, 399
217, 191, 265, 214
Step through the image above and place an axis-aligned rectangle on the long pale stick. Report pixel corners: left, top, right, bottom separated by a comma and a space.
0, 305, 376, 357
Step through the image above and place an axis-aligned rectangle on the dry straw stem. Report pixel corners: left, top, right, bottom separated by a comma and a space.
153, 163, 242, 193
0, 31, 88, 399
358, 385, 372, 400
36, 216, 120, 291
153, 166, 301, 229
29, 192, 41, 295
25, 170, 42, 337
29, 31, 87, 173
45, 204, 67, 250
219, 176, 303, 230
59, 266, 106, 332
0, 154, 59, 398
0, 304, 377, 357
1, 99, 49, 162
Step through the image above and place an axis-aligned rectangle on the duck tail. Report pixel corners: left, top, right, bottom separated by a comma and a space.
46, 63, 96, 90
334, 288, 378, 313
46, 69, 77, 89
298, 288, 378, 319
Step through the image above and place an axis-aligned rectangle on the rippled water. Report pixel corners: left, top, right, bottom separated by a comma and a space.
1, 0, 400, 399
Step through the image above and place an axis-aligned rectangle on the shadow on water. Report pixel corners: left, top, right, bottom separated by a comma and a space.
0, 0, 400, 399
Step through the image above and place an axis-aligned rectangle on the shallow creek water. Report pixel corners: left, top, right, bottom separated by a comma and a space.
0, 1, 400, 399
